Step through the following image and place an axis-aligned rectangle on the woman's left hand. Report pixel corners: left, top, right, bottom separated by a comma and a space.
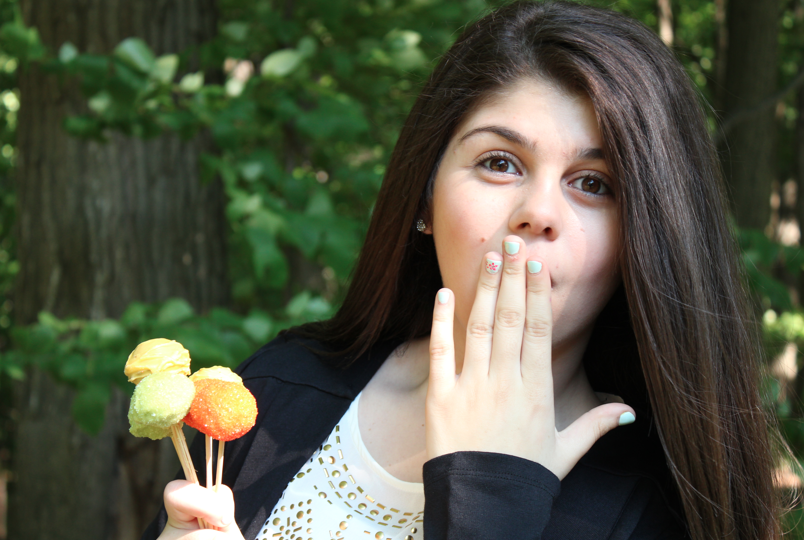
425, 235, 634, 480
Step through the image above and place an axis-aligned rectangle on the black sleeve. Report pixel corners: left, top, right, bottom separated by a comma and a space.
422, 451, 561, 540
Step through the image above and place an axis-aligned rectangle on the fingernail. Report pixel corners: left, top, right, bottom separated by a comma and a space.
504, 241, 520, 255
486, 259, 501, 274
437, 290, 449, 304
220, 515, 233, 527
527, 261, 542, 274
618, 412, 635, 426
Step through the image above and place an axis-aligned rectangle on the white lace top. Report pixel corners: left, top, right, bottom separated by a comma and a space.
255, 393, 425, 540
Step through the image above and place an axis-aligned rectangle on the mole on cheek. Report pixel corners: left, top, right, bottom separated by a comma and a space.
480, 237, 486, 243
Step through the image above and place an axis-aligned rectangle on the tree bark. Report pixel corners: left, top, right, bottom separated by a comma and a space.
718, 0, 781, 230
9, 1, 225, 539
657, 0, 673, 47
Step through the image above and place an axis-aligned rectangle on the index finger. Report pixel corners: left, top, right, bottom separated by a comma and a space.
520, 259, 553, 389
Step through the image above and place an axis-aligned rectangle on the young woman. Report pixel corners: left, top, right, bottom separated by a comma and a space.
143, 1, 780, 539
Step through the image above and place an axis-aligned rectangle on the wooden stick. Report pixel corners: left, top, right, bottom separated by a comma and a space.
205, 434, 213, 490
169, 424, 197, 484
169, 424, 208, 529
215, 440, 225, 492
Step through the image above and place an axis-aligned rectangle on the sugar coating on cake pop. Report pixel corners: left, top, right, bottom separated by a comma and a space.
128, 372, 195, 440
190, 366, 242, 384
129, 422, 171, 440
184, 379, 257, 441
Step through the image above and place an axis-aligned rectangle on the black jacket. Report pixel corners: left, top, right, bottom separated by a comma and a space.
142, 333, 689, 540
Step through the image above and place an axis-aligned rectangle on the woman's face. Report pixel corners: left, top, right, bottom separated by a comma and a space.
430, 78, 621, 358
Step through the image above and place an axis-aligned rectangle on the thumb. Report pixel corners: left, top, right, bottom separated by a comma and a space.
555, 405, 636, 478
211, 484, 241, 536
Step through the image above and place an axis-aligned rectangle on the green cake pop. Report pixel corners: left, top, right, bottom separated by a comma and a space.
128, 371, 195, 440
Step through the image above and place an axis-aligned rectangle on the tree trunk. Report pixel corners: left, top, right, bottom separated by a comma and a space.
657, 0, 674, 47
719, 0, 781, 230
9, 1, 225, 539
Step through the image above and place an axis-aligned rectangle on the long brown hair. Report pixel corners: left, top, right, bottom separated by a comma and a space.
293, 1, 779, 538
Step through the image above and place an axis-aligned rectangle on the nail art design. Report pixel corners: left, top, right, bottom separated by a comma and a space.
486, 259, 501, 274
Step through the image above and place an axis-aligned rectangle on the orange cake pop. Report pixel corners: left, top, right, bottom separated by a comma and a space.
184, 378, 257, 441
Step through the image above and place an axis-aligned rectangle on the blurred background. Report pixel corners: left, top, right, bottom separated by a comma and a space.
0, 0, 801, 537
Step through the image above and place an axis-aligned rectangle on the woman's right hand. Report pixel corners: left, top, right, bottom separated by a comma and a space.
157, 480, 245, 540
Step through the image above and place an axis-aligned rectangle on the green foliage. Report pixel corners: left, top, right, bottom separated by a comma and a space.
0, 294, 332, 434
739, 228, 804, 311
0, 4, 804, 509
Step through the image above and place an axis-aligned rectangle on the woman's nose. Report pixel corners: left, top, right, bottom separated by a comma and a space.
507, 177, 562, 240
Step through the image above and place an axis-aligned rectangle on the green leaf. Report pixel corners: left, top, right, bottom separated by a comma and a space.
246, 224, 288, 287
297, 36, 317, 58
121, 302, 149, 328
218, 331, 253, 364
38, 311, 69, 333
0, 353, 25, 380
239, 161, 263, 182
281, 210, 322, 257
72, 383, 110, 435
59, 42, 78, 64
63, 115, 105, 141
286, 292, 331, 321
306, 189, 334, 217
243, 311, 273, 343
59, 354, 86, 383
295, 94, 369, 141
286, 291, 312, 318
225, 78, 245, 97
157, 298, 195, 326
88, 91, 112, 114
112, 61, 148, 94
151, 54, 179, 84
260, 49, 303, 78
114, 37, 156, 74
11, 325, 58, 353
227, 191, 262, 221
0, 22, 46, 61
247, 208, 284, 236
221, 22, 250, 42
209, 307, 243, 329
179, 72, 204, 93
80, 319, 126, 349
321, 219, 363, 276
385, 29, 422, 51
170, 327, 232, 367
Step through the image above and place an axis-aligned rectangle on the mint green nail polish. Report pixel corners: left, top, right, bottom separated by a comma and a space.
504, 241, 520, 255
619, 412, 635, 426
437, 290, 449, 304
527, 261, 542, 274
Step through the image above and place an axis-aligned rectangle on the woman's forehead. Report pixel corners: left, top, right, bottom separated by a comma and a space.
449, 79, 601, 154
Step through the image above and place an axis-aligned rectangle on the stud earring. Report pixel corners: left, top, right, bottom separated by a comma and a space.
416, 219, 426, 232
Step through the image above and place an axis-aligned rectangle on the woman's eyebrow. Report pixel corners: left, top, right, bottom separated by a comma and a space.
457, 126, 536, 153
457, 125, 605, 161
576, 147, 605, 160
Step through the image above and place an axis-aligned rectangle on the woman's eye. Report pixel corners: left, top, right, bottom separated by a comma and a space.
571, 175, 610, 195
483, 157, 518, 174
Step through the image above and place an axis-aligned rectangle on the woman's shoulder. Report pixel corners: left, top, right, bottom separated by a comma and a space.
234, 331, 401, 399
548, 414, 689, 538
